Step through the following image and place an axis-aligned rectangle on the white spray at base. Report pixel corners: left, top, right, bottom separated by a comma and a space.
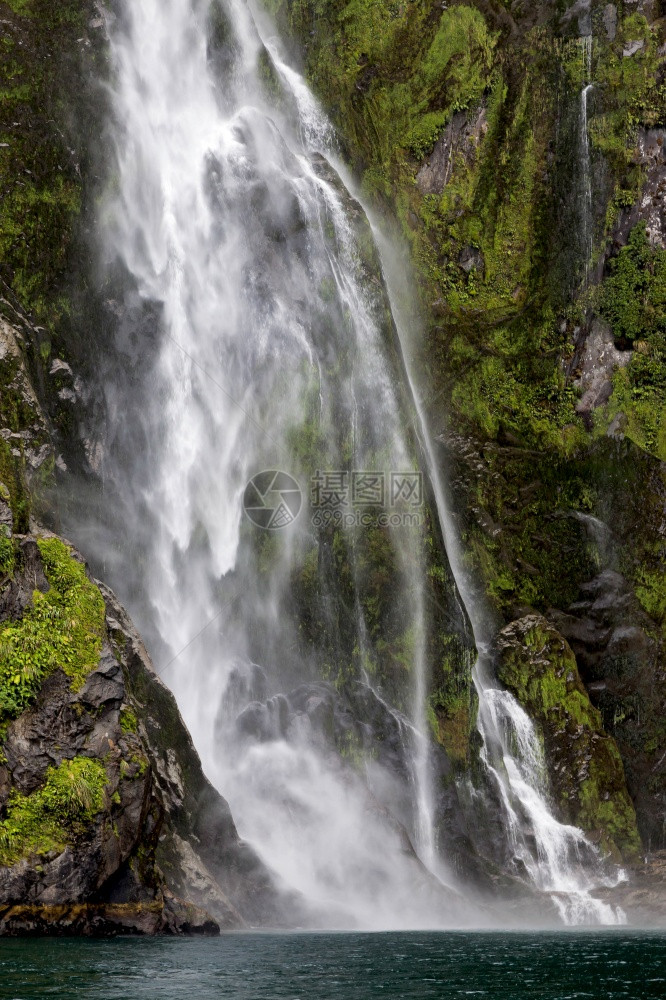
95, 0, 624, 927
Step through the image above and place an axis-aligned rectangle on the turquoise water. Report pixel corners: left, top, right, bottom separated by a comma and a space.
1, 931, 665, 999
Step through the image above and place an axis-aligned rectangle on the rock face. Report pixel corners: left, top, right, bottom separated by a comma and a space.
496, 615, 641, 862
616, 127, 666, 247
416, 106, 488, 196
573, 318, 632, 419
0, 532, 289, 936
0, 307, 291, 935
549, 567, 666, 852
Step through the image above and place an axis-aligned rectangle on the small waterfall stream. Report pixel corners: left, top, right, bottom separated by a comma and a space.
80, 0, 625, 927
372, 228, 625, 926
579, 34, 594, 281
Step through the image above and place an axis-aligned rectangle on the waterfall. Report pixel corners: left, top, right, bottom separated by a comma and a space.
91, 0, 458, 929
79, 0, 624, 927
579, 34, 594, 282
368, 224, 626, 925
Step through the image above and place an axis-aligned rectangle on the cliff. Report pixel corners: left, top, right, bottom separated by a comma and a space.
266, 0, 666, 854
0, 0, 664, 926
0, 318, 289, 934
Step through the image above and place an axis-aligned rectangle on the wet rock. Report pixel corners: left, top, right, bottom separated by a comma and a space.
0, 534, 293, 936
496, 614, 641, 861
49, 357, 84, 407
546, 537, 666, 854
623, 39, 645, 58
76, 649, 125, 709
231, 675, 486, 887
458, 246, 485, 275
603, 4, 617, 41
0, 898, 219, 936
416, 107, 487, 196
573, 318, 632, 417
594, 850, 666, 927
606, 411, 627, 439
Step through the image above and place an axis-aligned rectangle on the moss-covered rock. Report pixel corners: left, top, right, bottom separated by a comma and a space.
272, 0, 666, 845
0, 536, 105, 727
0, 525, 291, 933
0, 757, 107, 866
0, 312, 289, 934
496, 614, 641, 861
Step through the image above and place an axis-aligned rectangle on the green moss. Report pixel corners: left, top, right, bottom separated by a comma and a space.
431, 691, 473, 765
119, 708, 138, 734
0, 0, 88, 326
577, 756, 642, 862
498, 621, 601, 732
3, 0, 33, 17
0, 756, 108, 866
497, 616, 641, 860
601, 223, 666, 344
0, 526, 14, 577
633, 563, 666, 629
0, 538, 105, 727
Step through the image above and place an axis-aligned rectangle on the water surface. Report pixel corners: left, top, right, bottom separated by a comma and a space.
2, 931, 665, 999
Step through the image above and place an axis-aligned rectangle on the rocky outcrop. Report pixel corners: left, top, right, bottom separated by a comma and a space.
0, 310, 290, 935
416, 106, 488, 197
572, 317, 632, 420
0, 529, 290, 935
549, 568, 666, 852
496, 614, 641, 861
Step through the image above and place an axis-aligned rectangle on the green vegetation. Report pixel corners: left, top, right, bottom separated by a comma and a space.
577, 754, 642, 862
601, 223, 666, 343
0, 439, 30, 532
119, 708, 138, 734
593, 223, 666, 459
0, 525, 14, 577
591, 15, 664, 177
0, 0, 88, 326
0, 537, 105, 727
497, 616, 641, 860
0, 756, 108, 865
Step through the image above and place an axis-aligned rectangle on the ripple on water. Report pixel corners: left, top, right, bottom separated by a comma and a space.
1, 930, 666, 1000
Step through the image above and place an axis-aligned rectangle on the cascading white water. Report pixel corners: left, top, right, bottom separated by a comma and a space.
87, 0, 625, 928
579, 34, 594, 282
369, 184, 626, 929
94, 0, 462, 929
